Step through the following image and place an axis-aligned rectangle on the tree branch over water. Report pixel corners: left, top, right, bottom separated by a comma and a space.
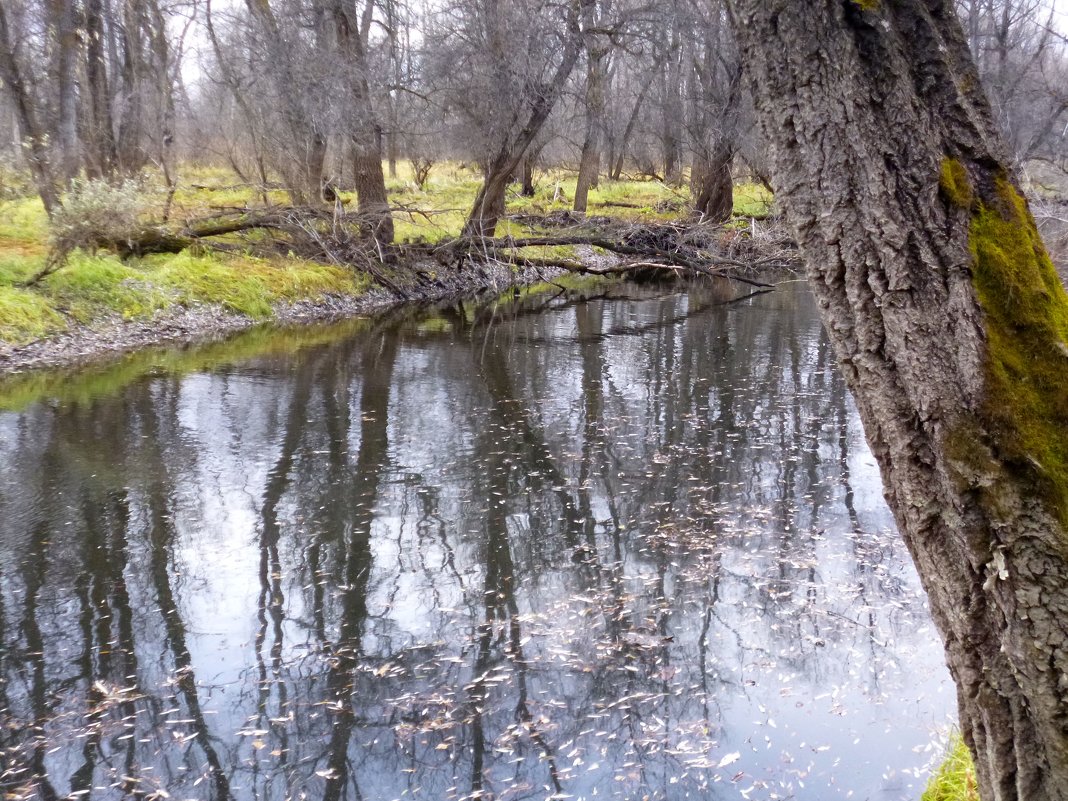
24, 207, 791, 293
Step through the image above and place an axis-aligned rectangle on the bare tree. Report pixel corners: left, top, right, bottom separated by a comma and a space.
573, 0, 611, 213
681, 0, 743, 222
421, 0, 582, 237
329, 0, 393, 243
958, 0, 1068, 165
0, 1, 61, 213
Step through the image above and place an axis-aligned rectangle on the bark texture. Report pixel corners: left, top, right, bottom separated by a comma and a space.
723, 2, 1068, 800
690, 142, 733, 223
84, 0, 117, 178
332, 0, 394, 244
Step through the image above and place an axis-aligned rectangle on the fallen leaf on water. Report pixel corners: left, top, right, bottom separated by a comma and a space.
717, 752, 740, 769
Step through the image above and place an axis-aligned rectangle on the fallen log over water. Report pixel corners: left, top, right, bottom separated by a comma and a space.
24, 206, 798, 293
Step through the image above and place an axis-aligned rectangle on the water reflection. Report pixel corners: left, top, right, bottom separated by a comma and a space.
0, 280, 952, 801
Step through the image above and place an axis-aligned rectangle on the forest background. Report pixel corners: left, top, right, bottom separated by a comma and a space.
0, 0, 1066, 353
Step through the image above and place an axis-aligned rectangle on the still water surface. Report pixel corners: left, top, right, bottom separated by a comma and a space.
0, 280, 953, 801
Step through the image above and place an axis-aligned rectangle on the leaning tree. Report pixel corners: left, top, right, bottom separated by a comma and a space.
723, 1, 1068, 799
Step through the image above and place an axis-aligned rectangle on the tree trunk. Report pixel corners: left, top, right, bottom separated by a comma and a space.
52, 0, 80, 183
305, 134, 328, 205
245, 0, 326, 206
464, 168, 510, 240
573, 4, 608, 214
332, 0, 393, 244
660, 40, 684, 187
520, 154, 536, 197
116, 0, 150, 174
724, 2, 1068, 799
690, 142, 733, 222
0, 3, 61, 215
462, 37, 581, 239
84, 0, 117, 178
353, 128, 393, 244
387, 130, 397, 180
610, 68, 657, 181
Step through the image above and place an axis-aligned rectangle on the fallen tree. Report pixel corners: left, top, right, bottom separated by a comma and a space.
25, 205, 796, 293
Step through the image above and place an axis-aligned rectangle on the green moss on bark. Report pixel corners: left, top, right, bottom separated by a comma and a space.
967, 176, 1068, 528
940, 158, 974, 209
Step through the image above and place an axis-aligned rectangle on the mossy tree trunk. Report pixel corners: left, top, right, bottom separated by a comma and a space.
724, 1, 1068, 799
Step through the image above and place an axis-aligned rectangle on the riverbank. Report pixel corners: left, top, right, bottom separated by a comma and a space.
0, 165, 778, 374
0, 258, 568, 373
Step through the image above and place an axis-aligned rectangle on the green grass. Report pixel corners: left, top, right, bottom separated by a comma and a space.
734, 183, 774, 217
0, 197, 48, 247
41, 254, 172, 322
0, 287, 66, 344
922, 734, 978, 801
0, 162, 775, 347
147, 252, 368, 318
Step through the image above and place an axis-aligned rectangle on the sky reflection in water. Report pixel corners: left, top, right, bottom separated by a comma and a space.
0, 279, 955, 801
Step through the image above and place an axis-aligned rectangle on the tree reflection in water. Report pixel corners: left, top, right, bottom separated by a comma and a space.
0, 280, 953, 801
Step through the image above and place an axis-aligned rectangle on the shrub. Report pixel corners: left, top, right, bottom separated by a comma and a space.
50, 178, 147, 254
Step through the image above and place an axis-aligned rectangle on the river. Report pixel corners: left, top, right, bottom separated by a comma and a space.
0, 278, 954, 801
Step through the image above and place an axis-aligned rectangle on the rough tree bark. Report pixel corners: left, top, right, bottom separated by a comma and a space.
51, 0, 80, 183
724, 1, 1068, 799
84, 0, 117, 178
116, 0, 149, 174
659, 44, 684, 187
689, 141, 733, 222
520, 152, 537, 197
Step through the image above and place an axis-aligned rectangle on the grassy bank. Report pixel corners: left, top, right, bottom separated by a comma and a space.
0, 273, 612, 411
922, 734, 978, 801
0, 163, 772, 350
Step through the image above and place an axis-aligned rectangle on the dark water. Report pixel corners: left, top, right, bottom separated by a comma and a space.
0, 280, 954, 801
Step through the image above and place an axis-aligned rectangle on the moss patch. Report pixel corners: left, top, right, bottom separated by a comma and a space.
41, 254, 172, 322
967, 176, 1068, 527
940, 158, 974, 209
148, 252, 367, 319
